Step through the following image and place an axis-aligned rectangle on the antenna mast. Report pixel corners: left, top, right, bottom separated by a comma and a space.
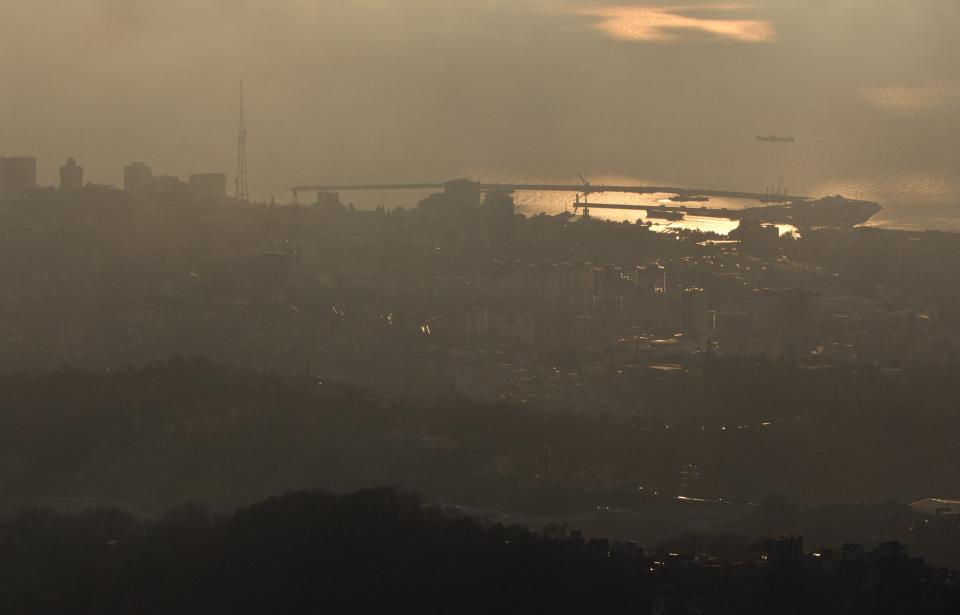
235, 81, 249, 202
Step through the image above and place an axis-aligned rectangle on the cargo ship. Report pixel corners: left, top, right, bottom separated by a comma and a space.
740, 195, 881, 228
756, 135, 796, 143
578, 195, 881, 229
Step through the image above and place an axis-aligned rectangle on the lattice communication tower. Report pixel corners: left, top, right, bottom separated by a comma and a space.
235, 81, 249, 202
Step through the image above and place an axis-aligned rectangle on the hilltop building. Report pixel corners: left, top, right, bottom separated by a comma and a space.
59, 157, 84, 191
315, 191, 345, 213
0, 155, 38, 201
189, 173, 227, 199
124, 162, 154, 193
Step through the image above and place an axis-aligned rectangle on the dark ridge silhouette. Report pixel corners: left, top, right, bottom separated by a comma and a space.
1, 487, 957, 615
3, 357, 960, 569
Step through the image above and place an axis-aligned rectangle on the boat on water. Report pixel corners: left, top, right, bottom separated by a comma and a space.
756, 135, 796, 143
668, 194, 709, 203
646, 206, 686, 221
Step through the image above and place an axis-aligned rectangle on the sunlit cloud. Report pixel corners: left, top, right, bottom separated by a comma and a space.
863, 81, 960, 113
578, 4, 775, 43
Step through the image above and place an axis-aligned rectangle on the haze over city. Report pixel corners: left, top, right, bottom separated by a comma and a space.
2, 2, 960, 614
2, 0, 959, 227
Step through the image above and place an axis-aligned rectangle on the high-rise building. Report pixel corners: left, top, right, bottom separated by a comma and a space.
443, 179, 481, 208
564, 260, 595, 312
595, 265, 625, 322
59, 158, 84, 191
716, 311, 755, 356
475, 262, 522, 305
635, 263, 666, 294
315, 191, 345, 212
189, 173, 227, 199
0, 156, 38, 201
531, 261, 562, 307
484, 190, 514, 217
483, 190, 516, 241
754, 288, 816, 357
124, 162, 153, 193
680, 287, 708, 342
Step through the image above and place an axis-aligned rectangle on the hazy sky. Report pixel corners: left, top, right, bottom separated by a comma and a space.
2, 0, 958, 209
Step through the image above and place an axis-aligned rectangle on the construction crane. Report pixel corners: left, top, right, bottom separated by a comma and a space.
574, 174, 596, 215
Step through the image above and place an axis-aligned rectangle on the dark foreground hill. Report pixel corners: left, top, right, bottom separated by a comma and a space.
5, 356, 960, 514
5, 357, 960, 571
1, 487, 958, 615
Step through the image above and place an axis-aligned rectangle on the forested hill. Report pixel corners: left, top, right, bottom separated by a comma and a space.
3, 357, 960, 516
3, 487, 958, 615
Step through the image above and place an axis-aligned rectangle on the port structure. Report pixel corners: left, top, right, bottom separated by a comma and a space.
291, 178, 881, 228
573, 202, 739, 219
290, 179, 812, 206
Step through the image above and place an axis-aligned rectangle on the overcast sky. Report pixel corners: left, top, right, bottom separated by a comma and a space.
1, 0, 958, 205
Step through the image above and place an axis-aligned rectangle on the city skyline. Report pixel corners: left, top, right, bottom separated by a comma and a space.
1, 2, 958, 219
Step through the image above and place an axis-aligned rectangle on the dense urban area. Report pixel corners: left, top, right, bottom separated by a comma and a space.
2, 154, 960, 612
